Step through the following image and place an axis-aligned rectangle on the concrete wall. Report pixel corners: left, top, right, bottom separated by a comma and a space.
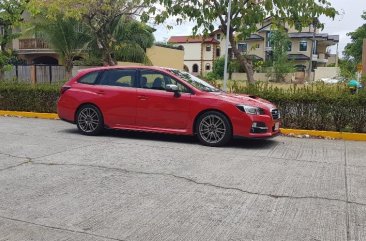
146, 45, 184, 70
231, 68, 338, 82
231, 72, 296, 82
314, 67, 339, 81
115, 45, 185, 71
231, 72, 269, 81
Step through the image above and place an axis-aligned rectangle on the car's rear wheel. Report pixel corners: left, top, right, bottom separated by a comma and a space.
76, 104, 103, 135
196, 111, 232, 147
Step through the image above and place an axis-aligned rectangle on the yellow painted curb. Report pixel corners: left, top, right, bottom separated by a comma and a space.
0, 110, 59, 120
1, 111, 365, 141
280, 128, 366, 141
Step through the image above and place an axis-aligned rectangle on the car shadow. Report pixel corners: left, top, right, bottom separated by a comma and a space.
230, 138, 280, 149
60, 128, 280, 150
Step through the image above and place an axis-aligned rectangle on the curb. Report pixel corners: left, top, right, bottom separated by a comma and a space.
1, 110, 365, 141
0, 110, 59, 120
280, 128, 366, 142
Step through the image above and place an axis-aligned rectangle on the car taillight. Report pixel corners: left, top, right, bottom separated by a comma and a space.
60, 86, 71, 95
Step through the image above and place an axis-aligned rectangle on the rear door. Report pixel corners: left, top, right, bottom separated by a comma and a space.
94, 69, 138, 127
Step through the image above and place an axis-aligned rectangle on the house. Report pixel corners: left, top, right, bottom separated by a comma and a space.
167, 35, 221, 75
168, 18, 339, 77
10, 12, 61, 65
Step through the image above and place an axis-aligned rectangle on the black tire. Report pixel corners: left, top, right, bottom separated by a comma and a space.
76, 104, 104, 136
196, 111, 232, 147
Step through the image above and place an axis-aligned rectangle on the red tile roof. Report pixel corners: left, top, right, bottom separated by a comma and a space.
168, 36, 220, 44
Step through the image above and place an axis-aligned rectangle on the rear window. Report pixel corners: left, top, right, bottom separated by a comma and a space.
98, 69, 136, 87
77, 71, 100, 85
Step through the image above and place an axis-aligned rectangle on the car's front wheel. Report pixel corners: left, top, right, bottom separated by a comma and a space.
76, 104, 104, 135
196, 111, 232, 147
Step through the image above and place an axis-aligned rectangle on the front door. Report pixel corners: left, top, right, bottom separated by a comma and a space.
136, 70, 192, 131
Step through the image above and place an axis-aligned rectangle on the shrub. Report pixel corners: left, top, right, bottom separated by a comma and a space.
236, 82, 366, 133
0, 82, 60, 113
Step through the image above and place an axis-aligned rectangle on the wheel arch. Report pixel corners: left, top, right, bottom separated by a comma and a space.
193, 109, 233, 135
74, 102, 104, 124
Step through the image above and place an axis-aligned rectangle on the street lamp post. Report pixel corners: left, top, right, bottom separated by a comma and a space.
223, 0, 232, 92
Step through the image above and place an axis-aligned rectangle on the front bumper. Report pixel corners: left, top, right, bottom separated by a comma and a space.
232, 113, 281, 139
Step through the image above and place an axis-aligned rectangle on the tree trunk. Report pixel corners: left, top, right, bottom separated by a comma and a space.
103, 51, 116, 66
228, 34, 255, 83
64, 57, 73, 80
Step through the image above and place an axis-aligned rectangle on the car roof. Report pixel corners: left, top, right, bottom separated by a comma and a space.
77, 66, 177, 75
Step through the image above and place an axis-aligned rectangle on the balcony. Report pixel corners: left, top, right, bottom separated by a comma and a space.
312, 53, 328, 63
19, 38, 50, 50
318, 53, 328, 63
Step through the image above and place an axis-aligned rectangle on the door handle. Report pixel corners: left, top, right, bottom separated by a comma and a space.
96, 90, 105, 95
138, 95, 148, 100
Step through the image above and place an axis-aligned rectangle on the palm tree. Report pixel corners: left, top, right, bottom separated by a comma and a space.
112, 18, 155, 65
33, 16, 92, 79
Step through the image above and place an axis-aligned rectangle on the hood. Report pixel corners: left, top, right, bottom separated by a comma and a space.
212, 92, 277, 110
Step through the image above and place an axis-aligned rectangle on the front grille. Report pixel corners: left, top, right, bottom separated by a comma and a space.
271, 109, 280, 120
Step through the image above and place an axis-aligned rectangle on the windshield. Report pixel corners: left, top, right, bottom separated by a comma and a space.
167, 69, 220, 92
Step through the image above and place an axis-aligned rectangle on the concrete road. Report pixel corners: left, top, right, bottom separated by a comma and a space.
0, 117, 365, 241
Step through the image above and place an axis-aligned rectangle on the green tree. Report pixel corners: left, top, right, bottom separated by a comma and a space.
212, 57, 226, 79
29, 0, 144, 65
211, 56, 237, 79
339, 58, 357, 79
113, 18, 155, 64
268, 29, 294, 82
344, 11, 366, 64
33, 16, 92, 78
0, 0, 27, 79
142, 0, 336, 83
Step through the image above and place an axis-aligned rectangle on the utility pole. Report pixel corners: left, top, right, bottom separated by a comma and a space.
223, 0, 232, 92
308, 19, 317, 82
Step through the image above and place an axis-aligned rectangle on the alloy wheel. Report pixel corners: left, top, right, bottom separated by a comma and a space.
199, 114, 227, 144
77, 107, 100, 133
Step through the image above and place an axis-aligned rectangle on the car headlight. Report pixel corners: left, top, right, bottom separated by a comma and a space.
236, 105, 265, 115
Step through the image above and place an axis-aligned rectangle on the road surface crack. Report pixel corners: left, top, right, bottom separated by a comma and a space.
0, 154, 32, 172
32, 161, 366, 207
0, 215, 127, 241
344, 141, 351, 241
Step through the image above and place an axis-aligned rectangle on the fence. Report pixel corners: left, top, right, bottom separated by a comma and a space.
4, 65, 67, 84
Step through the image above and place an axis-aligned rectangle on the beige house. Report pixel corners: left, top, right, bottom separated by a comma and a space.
167, 36, 221, 75
168, 19, 339, 76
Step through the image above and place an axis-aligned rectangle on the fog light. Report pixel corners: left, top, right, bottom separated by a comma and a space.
251, 122, 268, 133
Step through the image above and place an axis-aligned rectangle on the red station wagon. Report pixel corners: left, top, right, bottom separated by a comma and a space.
57, 66, 280, 146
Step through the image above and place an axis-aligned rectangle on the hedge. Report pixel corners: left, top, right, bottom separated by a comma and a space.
234, 82, 366, 133
0, 82, 60, 113
1, 81, 366, 133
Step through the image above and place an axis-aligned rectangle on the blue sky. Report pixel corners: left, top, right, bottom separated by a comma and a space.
152, 0, 365, 57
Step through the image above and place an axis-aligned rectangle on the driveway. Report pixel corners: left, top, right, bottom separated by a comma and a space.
0, 117, 365, 241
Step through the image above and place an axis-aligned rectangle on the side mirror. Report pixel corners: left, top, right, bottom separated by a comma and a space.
166, 84, 181, 97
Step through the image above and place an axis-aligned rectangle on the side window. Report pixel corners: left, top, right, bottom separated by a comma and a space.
139, 70, 190, 93
78, 71, 100, 85
98, 69, 136, 87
